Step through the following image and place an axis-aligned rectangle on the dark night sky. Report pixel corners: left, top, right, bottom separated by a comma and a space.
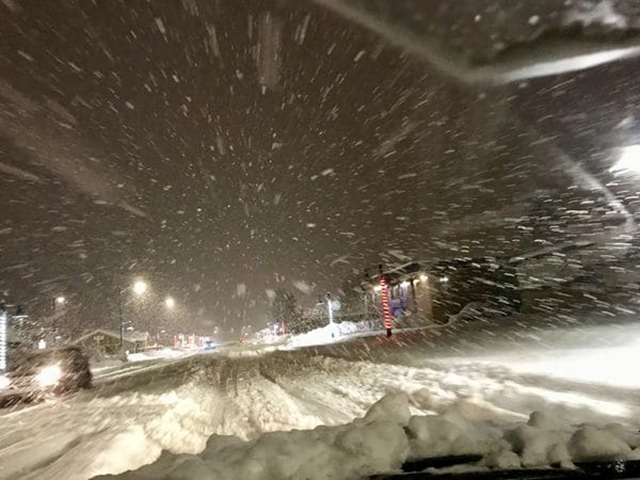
1, 0, 640, 336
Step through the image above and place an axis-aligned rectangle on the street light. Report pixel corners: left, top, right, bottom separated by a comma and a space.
119, 279, 148, 350
610, 145, 640, 174
165, 296, 175, 309
133, 280, 148, 296
55, 296, 66, 305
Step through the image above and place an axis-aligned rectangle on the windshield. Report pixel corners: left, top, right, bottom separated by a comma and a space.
2, 1, 640, 479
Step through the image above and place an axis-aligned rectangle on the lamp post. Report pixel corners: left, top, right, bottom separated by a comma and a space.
118, 288, 125, 349
119, 279, 148, 349
0, 304, 6, 372
326, 293, 334, 326
51, 296, 66, 344
165, 296, 175, 309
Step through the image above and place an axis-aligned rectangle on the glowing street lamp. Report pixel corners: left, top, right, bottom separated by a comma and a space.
55, 296, 66, 305
119, 279, 149, 350
610, 145, 640, 174
165, 296, 175, 309
133, 280, 148, 296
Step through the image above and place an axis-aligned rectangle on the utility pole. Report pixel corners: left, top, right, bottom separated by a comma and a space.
0, 303, 6, 372
326, 293, 334, 325
326, 293, 335, 338
118, 289, 124, 349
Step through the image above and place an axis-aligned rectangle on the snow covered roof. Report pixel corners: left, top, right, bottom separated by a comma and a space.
368, 261, 424, 282
124, 330, 150, 342
73, 328, 150, 344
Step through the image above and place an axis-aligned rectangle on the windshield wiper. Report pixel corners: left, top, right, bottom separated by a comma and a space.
313, 0, 640, 85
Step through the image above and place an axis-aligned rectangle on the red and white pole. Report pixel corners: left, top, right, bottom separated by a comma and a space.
379, 275, 393, 337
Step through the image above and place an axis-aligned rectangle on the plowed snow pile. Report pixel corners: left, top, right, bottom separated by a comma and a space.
99, 392, 640, 480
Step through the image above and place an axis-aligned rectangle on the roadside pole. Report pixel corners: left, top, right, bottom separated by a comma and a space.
326, 293, 335, 338
0, 305, 6, 372
326, 293, 334, 325
118, 289, 124, 350
379, 275, 393, 337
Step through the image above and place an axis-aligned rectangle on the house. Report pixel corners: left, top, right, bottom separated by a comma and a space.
365, 258, 521, 324
73, 329, 150, 355
365, 262, 435, 325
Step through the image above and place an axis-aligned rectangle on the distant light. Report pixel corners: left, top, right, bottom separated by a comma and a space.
165, 296, 175, 309
610, 145, 640, 174
55, 296, 66, 305
373, 285, 383, 292
38, 339, 47, 350
35, 364, 61, 387
133, 280, 148, 296
419, 274, 429, 282
440, 276, 449, 283
400, 281, 411, 288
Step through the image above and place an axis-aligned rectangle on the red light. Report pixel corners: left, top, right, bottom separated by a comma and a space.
379, 276, 393, 331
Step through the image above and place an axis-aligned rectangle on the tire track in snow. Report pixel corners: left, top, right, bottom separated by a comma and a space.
1, 348, 639, 479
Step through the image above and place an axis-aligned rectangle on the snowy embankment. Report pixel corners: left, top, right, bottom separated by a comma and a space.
100, 392, 640, 480
90, 349, 197, 384
126, 348, 188, 363
91, 348, 189, 370
282, 320, 380, 348
4, 314, 640, 480
243, 320, 381, 352
2, 350, 639, 479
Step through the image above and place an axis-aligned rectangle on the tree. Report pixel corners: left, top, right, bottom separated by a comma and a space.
337, 276, 371, 321
269, 288, 302, 330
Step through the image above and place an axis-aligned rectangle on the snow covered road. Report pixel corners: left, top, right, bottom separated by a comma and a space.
1, 313, 640, 479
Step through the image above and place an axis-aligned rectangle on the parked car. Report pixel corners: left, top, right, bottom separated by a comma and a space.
7, 346, 92, 400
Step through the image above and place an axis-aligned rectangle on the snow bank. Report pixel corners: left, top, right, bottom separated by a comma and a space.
97, 393, 640, 480
284, 320, 378, 348
98, 393, 411, 480
91, 358, 125, 373
127, 348, 185, 362
0, 374, 10, 391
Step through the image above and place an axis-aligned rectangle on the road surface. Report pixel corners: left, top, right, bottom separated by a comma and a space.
1, 309, 639, 479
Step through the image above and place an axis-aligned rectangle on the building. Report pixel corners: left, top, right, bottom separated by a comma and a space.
364, 262, 436, 325
73, 329, 150, 356
365, 258, 521, 324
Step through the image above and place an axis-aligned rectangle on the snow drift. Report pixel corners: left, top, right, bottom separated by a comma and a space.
282, 320, 381, 348
97, 392, 640, 480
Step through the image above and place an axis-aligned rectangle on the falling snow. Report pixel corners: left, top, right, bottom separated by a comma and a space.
1, 1, 640, 479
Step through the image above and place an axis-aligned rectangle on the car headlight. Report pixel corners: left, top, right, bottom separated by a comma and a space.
34, 364, 62, 388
